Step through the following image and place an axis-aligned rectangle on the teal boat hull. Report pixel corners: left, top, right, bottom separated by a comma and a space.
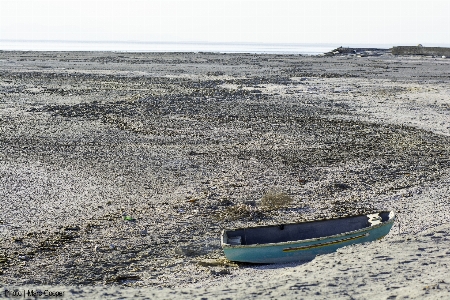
222, 211, 395, 263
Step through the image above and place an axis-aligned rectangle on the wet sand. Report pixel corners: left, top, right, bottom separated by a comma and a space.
1, 51, 449, 298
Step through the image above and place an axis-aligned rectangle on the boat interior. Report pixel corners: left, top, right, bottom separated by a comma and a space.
225, 211, 393, 246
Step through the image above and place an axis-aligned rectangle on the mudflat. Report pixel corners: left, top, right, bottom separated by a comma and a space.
1, 51, 449, 298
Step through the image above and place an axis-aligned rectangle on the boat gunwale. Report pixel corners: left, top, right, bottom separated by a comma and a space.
221, 211, 395, 249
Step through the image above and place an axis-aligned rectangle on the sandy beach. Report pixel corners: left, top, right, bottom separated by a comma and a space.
1, 51, 449, 299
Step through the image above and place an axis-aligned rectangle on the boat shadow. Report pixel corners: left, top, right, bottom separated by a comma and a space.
237, 259, 314, 271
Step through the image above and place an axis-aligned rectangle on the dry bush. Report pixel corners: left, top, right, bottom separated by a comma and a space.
217, 203, 264, 221
260, 190, 293, 211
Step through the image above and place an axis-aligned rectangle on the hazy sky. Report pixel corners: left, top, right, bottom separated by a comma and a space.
1, 0, 450, 46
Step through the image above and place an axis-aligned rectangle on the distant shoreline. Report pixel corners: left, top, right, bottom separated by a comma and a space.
0, 40, 392, 55
3, 41, 450, 58
326, 45, 450, 58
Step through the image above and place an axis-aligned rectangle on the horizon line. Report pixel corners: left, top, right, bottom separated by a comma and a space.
3, 40, 450, 48
0, 39, 399, 47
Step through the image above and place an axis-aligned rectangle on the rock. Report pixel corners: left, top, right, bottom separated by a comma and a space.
210, 268, 231, 276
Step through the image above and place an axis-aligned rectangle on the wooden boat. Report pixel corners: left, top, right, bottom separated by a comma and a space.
221, 211, 395, 263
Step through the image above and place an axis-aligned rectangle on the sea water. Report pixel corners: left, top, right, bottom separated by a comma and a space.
0, 40, 340, 55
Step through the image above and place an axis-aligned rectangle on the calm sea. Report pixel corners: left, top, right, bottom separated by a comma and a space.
0, 40, 342, 55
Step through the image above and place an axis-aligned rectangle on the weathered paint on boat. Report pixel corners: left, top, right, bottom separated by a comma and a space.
222, 211, 395, 263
